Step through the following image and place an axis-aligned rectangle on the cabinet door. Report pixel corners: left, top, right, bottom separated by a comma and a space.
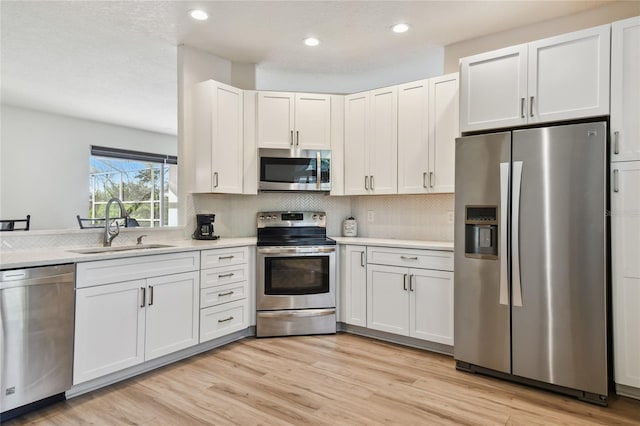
192, 80, 215, 193
144, 271, 200, 361
409, 268, 454, 345
528, 25, 610, 124
295, 93, 331, 149
211, 82, 244, 194
428, 73, 458, 193
344, 92, 370, 195
73, 280, 145, 385
611, 162, 640, 388
611, 17, 640, 162
257, 91, 295, 148
367, 264, 409, 335
459, 44, 528, 132
343, 245, 367, 327
369, 86, 398, 194
397, 80, 429, 194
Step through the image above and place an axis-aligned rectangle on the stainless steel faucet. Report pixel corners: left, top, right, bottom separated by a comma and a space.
104, 197, 128, 247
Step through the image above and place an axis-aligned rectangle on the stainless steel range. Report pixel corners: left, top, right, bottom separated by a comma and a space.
256, 211, 336, 337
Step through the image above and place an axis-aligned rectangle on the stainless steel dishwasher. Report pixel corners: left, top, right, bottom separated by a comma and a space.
1, 264, 74, 419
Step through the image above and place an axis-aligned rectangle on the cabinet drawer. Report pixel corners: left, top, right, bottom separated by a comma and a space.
200, 263, 248, 289
200, 281, 248, 309
201, 246, 249, 269
76, 251, 200, 288
200, 299, 248, 342
366, 246, 453, 271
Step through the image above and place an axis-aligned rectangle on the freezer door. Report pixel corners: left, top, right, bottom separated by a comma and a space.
454, 132, 511, 373
511, 123, 608, 396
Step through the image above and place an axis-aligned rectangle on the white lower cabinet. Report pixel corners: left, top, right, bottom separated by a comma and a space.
344, 245, 454, 346
144, 272, 200, 361
74, 259, 200, 385
341, 245, 367, 326
199, 246, 250, 343
74, 279, 146, 384
611, 162, 640, 393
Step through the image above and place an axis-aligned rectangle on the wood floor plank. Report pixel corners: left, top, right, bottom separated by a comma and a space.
4, 333, 640, 425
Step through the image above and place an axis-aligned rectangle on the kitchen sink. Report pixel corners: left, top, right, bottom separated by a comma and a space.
68, 244, 175, 254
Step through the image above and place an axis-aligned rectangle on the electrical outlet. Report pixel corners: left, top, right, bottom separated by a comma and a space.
367, 210, 375, 222
447, 211, 455, 224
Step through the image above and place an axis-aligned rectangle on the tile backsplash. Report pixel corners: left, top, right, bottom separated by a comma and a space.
194, 192, 454, 241
0, 193, 454, 252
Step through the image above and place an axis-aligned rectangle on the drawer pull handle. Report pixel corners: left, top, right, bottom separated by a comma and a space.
219, 255, 235, 260
218, 273, 235, 278
218, 316, 234, 323
400, 256, 418, 260
218, 291, 235, 297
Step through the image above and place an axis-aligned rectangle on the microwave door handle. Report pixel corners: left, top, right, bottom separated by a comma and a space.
316, 152, 321, 189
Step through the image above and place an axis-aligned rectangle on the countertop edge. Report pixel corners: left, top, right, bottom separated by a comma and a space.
1, 237, 454, 270
0, 238, 257, 270
330, 237, 454, 251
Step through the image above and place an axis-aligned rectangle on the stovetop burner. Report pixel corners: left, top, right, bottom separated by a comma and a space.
257, 211, 333, 247
256, 237, 336, 247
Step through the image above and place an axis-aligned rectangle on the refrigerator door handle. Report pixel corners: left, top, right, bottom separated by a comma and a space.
499, 162, 509, 306
512, 161, 524, 307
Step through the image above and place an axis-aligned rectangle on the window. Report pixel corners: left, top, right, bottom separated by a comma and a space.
89, 146, 178, 227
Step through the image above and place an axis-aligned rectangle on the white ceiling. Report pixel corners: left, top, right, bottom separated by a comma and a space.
0, 1, 613, 136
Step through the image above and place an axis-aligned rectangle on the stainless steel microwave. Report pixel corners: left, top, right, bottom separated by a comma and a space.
259, 148, 331, 192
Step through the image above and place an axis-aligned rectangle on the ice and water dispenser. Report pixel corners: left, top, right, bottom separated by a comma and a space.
464, 206, 498, 259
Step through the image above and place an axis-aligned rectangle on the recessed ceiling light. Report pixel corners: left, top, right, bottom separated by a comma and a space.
304, 37, 320, 47
189, 10, 209, 21
392, 23, 410, 33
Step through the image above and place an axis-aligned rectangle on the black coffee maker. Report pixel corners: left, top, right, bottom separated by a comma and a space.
193, 214, 219, 240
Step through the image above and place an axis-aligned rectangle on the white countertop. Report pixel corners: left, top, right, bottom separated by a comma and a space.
0, 238, 257, 270
0, 237, 453, 270
331, 237, 454, 251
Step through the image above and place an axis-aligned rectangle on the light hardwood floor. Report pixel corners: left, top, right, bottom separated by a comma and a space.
6, 333, 640, 425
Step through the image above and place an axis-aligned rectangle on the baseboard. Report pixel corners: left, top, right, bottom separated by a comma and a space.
338, 322, 454, 356
66, 327, 255, 399
67, 323, 452, 400
616, 383, 640, 400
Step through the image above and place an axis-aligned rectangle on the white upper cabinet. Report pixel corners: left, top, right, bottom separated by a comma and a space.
528, 25, 610, 124
193, 80, 244, 194
398, 79, 430, 194
295, 93, 332, 149
344, 86, 398, 195
257, 92, 331, 149
369, 86, 398, 194
344, 92, 371, 195
460, 45, 528, 132
611, 16, 640, 162
460, 25, 610, 132
397, 74, 458, 194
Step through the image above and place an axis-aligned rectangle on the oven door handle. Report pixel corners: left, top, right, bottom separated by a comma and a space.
257, 246, 336, 254
258, 309, 335, 318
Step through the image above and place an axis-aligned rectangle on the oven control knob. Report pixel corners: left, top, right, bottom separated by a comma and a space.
259, 215, 264, 220
312, 214, 318, 220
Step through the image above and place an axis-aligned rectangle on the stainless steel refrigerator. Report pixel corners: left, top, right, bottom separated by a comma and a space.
454, 121, 609, 405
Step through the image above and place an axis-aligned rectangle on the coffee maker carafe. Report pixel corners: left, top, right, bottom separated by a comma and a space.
194, 214, 219, 240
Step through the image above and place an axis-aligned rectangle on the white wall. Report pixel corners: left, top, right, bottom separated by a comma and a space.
256, 48, 444, 93
0, 105, 176, 230
443, 1, 640, 73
